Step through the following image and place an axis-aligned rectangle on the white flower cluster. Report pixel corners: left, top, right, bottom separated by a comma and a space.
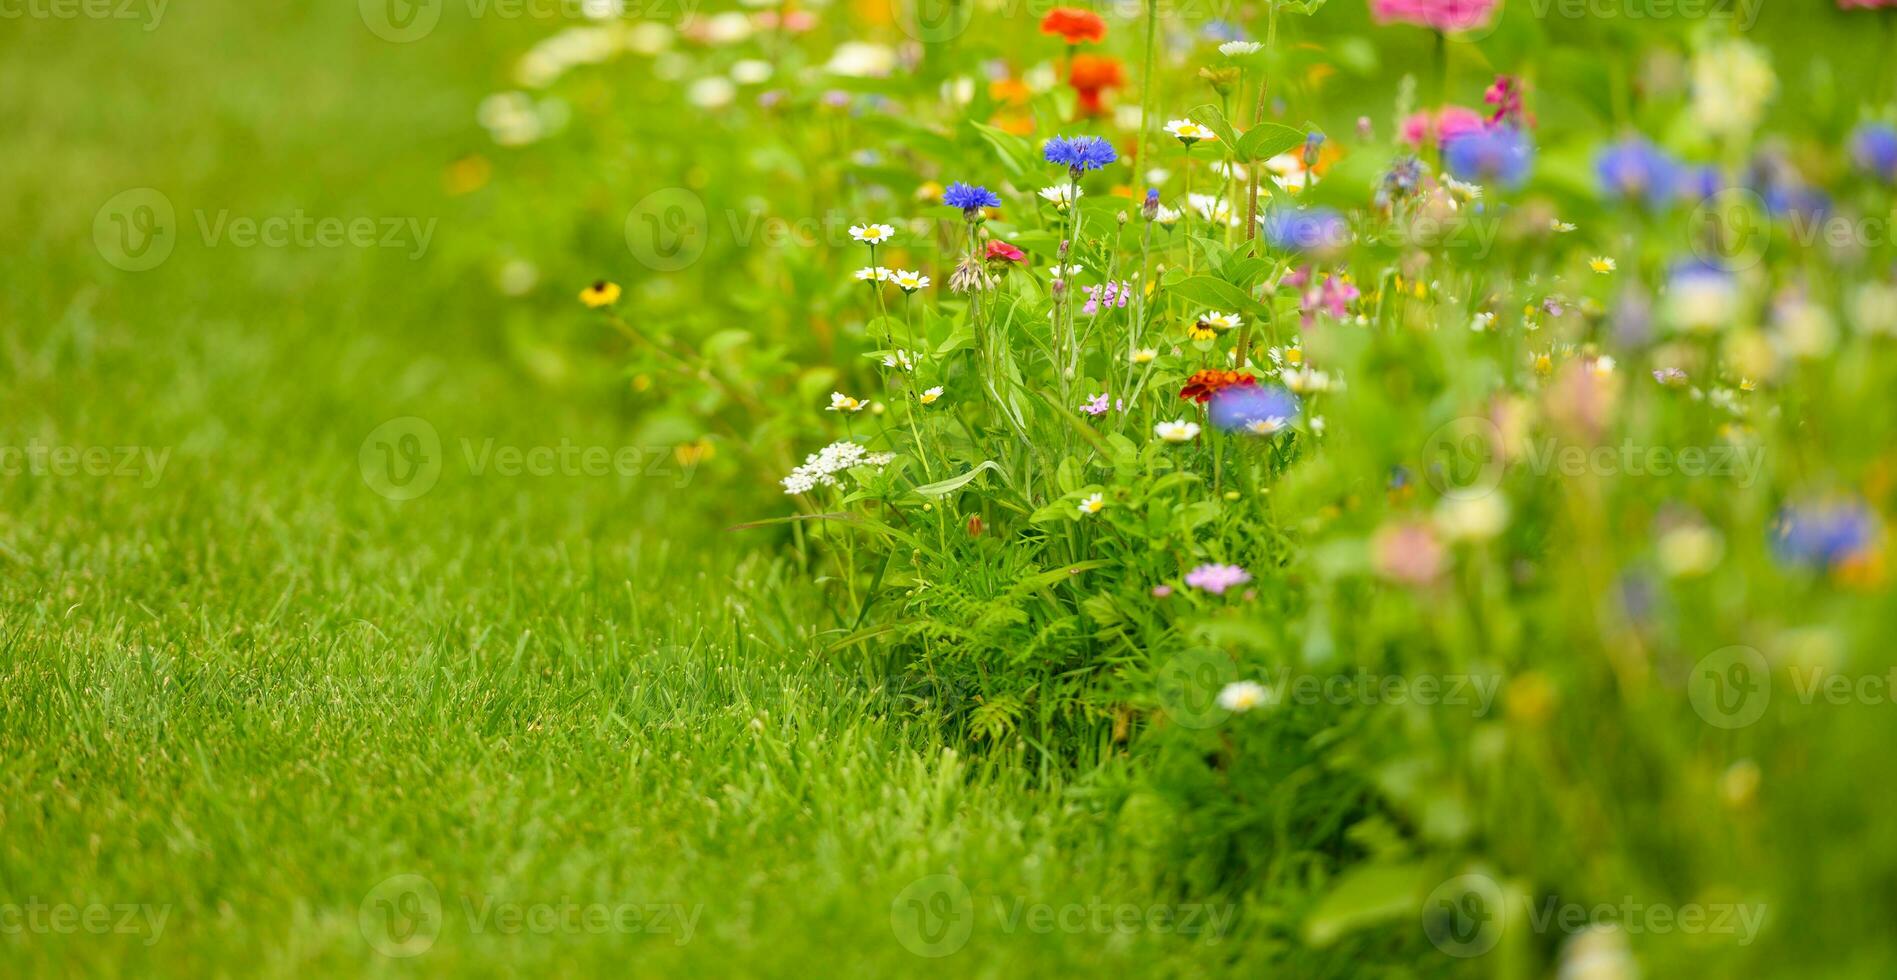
780, 441, 895, 495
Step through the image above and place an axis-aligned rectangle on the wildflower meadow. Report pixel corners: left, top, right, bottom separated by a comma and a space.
9, 0, 1897, 975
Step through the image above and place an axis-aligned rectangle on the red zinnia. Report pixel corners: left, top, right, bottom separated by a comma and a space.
1040, 7, 1106, 44
985, 240, 1026, 263
1180, 370, 1257, 403
1068, 54, 1124, 117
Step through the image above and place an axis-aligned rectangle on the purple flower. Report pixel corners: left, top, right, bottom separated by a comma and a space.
1209, 384, 1299, 433
1079, 392, 1111, 415
943, 181, 1001, 213
1852, 123, 1897, 182
1595, 137, 1678, 209
1261, 207, 1349, 254
1185, 563, 1252, 594
1443, 125, 1533, 188
1774, 498, 1879, 570
1044, 135, 1118, 175
1151, 584, 1174, 598
1082, 280, 1131, 315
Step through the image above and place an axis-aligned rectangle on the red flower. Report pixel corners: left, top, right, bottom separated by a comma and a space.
1180, 370, 1257, 403
1068, 54, 1124, 117
985, 240, 1026, 263
1040, 7, 1106, 43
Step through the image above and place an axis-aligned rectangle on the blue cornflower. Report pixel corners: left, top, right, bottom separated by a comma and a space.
1443, 125, 1533, 188
1595, 137, 1678, 210
943, 182, 1001, 214
1210, 384, 1300, 434
1044, 135, 1118, 176
1261, 207, 1349, 254
1852, 123, 1897, 182
1773, 499, 1879, 571
1676, 164, 1723, 203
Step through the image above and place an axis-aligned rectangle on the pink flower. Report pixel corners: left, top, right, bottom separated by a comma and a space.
1369, 0, 1499, 31
1301, 275, 1360, 324
1185, 563, 1252, 594
1371, 521, 1446, 586
1840, 0, 1897, 7
1400, 106, 1486, 149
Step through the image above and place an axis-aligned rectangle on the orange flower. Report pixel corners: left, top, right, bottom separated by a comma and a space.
1040, 7, 1106, 43
1068, 53, 1124, 117
1179, 370, 1256, 403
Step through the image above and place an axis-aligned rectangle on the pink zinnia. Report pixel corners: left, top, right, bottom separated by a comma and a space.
985, 240, 1026, 263
1400, 106, 1486, 149
1185, 563, 1252, 595
1370, 0, 1499, 31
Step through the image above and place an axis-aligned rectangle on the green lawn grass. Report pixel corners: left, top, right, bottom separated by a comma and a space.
0, 5, 1284, 976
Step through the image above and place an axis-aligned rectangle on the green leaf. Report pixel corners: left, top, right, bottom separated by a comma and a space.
914, 460, 1003, 497
1302, 862, 1433, 947
1186, 104, 1240, 150
1166, 275, 1269, 322
970, 121, 1038, 183
1238, 122, 1305, 163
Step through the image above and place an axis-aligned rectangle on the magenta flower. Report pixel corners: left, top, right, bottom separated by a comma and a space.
1301, 275, 1360, 324
1370, 0, 1499, 31
1185, 563, 1252, 594
1400, 106, 1486, 149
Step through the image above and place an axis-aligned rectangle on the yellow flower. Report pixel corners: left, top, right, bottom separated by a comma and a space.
827, 392, 867, 412
1589, 256, 1617, 274
579, 280, 622, 308
1130, 348, 1158, 365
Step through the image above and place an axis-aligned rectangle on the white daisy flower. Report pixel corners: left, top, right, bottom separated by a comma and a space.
919, 386, 943, 405
1187, 193, 1240, 227
827, 392, 867, 412
854, 266, 892, 282
1130, 347, 1158, 365
1218, 40, 1263, 57
1164, 119, 1217, 144
1077, 492, 1105, 515
849, 223, 896, 244
1155, 419, 1201, 443
1217, 680, 1269, 712
1038, 184, 1083, 210
882, 349, 915, 370
892, 269, 931, 292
